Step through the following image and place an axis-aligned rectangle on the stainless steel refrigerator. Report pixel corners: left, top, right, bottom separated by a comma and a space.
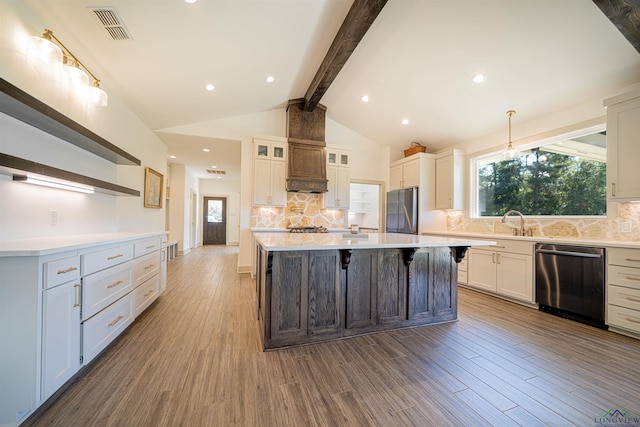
385, 187, 418, 234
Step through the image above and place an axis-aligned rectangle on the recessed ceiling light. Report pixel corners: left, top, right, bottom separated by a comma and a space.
184, 0, 197, 4
361, 95, 369, 102
472, 74, 486, 83
217, 176, 222, 179
401, 119, 409, 125
205, 84, 215, 91
266, 76, 275, 83
169, 155, 176, 159
211, 165, 217, 169
203, 148, 210, 152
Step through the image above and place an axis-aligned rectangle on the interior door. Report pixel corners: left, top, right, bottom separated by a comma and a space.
203, 197, 226, 245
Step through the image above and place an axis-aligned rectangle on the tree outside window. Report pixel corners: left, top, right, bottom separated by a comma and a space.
477, 131, 606, 217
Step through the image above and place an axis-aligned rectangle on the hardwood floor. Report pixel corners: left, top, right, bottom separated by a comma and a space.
26, 245, 640, 426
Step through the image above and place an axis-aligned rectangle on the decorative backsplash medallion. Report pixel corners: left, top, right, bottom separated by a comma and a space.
251, 193, 346, 229
446, 202, 640, 242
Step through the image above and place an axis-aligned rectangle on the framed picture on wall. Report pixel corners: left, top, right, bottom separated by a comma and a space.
144, 167, 163, 208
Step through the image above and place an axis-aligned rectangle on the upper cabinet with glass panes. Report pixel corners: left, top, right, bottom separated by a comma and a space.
253, 138, 287, 162
326, 147, 350, 168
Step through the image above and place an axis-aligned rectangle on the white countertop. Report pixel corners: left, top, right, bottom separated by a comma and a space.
254, 232, 495, 251
423, 231, 640, 249
0, 231, 168, 257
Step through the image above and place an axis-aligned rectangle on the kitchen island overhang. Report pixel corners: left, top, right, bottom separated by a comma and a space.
254, 232, 494, 350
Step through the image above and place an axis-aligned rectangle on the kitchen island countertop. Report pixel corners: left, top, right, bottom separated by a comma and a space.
253, 232, 495, 251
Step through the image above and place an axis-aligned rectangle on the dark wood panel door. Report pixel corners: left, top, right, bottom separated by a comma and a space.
345, 249, 377, 329
308, 250, 342, 335
271, 251, 308, 341
431, 248, 457, 319
408, 249, 431, 320
376, 249, 407, 324
203, 197, 226, 245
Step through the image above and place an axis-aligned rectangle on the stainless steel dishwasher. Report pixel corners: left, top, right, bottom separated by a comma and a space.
535, 243, 606, 328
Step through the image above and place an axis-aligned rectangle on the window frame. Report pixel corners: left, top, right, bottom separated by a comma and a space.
469, 123, 607, 219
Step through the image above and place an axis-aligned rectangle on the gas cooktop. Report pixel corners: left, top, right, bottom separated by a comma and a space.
289, 226, 328, 233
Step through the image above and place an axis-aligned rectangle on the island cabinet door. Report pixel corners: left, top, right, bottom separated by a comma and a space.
346, 249, 377, 329
308, 251, 342, 335
408, 249, 431, 320
271, 252, 309, 341
376, 249, 408, 324
430, 248, 457, 320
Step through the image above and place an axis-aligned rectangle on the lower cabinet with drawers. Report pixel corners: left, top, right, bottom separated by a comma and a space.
607, 247, 640, 337
0, 233, 165, 426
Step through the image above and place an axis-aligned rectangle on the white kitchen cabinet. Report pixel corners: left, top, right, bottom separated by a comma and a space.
253, 137, 287, 206
390, 157, 420, 190
468, 239, 534, 303
607, 247, 640, 337
604, 89, 640, 202
435, 149, 464, 210
41, 279, 81, 401
323, 145, 351, 209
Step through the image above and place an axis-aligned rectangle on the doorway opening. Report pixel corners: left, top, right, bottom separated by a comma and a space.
348, 181, 384, 232
203, 196, 227, 245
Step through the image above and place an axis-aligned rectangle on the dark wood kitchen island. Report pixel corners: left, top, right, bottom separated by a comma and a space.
254, 232, 493, 349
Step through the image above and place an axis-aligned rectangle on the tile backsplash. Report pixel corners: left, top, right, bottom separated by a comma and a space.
251, 193, 346, 229
445, 202, 640, 241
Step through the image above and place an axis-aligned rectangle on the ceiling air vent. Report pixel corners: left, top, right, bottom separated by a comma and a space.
206, 170, 226, 176
88, 7, 133, 41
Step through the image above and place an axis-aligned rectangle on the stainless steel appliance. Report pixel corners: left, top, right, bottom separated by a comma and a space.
289, 226, 328, 233
535, 243, 606, 328
386, 187, 418, 234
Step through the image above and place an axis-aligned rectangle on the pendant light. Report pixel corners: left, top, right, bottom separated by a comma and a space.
502, 110, 519, 160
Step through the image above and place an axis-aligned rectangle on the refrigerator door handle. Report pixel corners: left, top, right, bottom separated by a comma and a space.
403, 204, 414, 234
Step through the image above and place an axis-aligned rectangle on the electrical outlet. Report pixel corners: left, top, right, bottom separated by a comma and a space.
621, 221, 632, 233
50, 210, 58, 226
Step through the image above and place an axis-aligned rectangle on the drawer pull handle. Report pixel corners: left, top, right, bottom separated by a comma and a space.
144, 264, 155, 270
626, 317, 640, 325
73, 283, 81, 307
108, 316, 124, 327
107, 280, 124, 289
492, 245, 506, 249
626, 296, 640, 303
625, 258, 640, 263
143, 290, 155, 298
107, 254, 124, 260
146, 245, 156, 249
625, 276, 640, 282
57, 267, 78, 275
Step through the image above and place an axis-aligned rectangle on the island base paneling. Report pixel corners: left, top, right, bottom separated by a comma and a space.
257, 247, 458, 350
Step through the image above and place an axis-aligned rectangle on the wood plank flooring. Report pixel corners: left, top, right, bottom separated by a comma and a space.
25, 245, 640, 426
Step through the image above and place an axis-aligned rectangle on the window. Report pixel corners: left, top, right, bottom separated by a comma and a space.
474, 128, 607, 217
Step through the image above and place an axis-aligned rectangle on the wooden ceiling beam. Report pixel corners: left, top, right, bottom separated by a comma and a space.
593, 0, 640, 54
303, 0, 388, 112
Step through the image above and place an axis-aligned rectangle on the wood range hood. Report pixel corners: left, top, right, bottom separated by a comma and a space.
285, 98, 328, 193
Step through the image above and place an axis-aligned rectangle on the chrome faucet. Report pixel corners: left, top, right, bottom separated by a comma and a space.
501, 210, 529, 236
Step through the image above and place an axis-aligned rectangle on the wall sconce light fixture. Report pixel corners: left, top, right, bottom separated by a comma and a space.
30, 29, 108, 107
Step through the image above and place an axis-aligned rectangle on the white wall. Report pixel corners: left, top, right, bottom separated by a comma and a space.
199, 178, 241, 245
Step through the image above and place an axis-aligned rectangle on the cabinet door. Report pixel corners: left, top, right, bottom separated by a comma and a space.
336, 167, 350, 208
308, 251, 341, 335
402, 160, 420, 188
408, 249, 430, 320
271, 141, 287, 162
376, 249, 407, 324
253, 158, 272, 205
435, 155, 453, 210
346, 249, 377, 329
271, 252, 308, 340
496, 252, 533, 302
608, 96, 640, 200
430, 247, 457, 319
324, 166, 339, 208
42, 282, 81, 400
389, 164, 402, 191
269, 161, 287, 206
468, 249, 497, 292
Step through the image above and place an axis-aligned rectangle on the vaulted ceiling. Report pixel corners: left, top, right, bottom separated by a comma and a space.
20, 0, 640, 180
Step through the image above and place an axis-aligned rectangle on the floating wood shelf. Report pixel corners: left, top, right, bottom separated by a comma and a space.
0, 78, 140, 166
0, 152, 140, 196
